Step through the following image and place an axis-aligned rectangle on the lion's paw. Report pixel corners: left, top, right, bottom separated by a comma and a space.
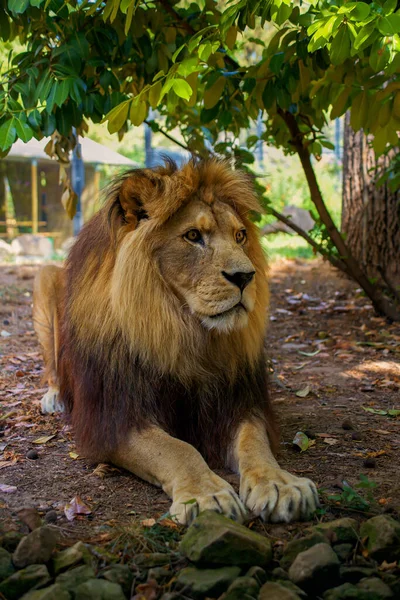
41, 387, 64, 414
170, 476, 247, 526
240, 468, 319, 523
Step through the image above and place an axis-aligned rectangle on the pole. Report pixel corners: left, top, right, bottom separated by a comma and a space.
71, 131, 85, 236
31, 159, 38, 234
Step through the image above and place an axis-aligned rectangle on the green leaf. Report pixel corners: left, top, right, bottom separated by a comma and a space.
7, 0, 29, 14
130, 100, 147, 126
295, 385, 311, 398
369, 38, 391, 72
172, 44, 186, 63
105, 100, 130, 134
292, 431, 313, 452
388, 409, 400, 417
383, 0, 397, 15
330, 24, 351, 66
270, 52, 285, 75
350, 3, 370, 21
149, 82, 162, 109
330, 86, 352, 119
172, 79, 193, 101
0, 118, 17, 150
350, 92, 368, 131
14, 117, 33, 143
378, 14, 400, 36
354, 23, 378, 51
177, 57, 200, 77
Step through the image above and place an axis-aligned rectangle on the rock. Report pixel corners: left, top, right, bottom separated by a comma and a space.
20, 583, 71, 599
52, 542, 92, 574
357, 577, 393, 598
311, 518, 359, 545
13, 526, 58, 568
0, 547, 15, 581
272, 567, 290, 581
288, 543, 340, 593
259, 581, 302, 599
44, 511, 57, 525
277, 581, 308, 598
342, 420, 354, 431
180, 510, 272, 567
1, 531, 24, 552
334, 543, 354, 562
73, 579, 128, 600
281, 532, 327, 569
351, 432, 362, 441
135, 552, 175, 567
360, 516, 400, 562
101, 564, 134, 596
245, 566, 267, 586
0, 564, 51, 600
363, 458, 376, 469
323, 583, 365, 599
340, 567, 377, 584
17, 508, 43, 531
11, 235, 53, 258
55, 565, 95, 591
0, 239, 13, 259
147, 566, 172, 584
177, 566, 241, 598
222, 576, 259, 599
27, 450, 39, 460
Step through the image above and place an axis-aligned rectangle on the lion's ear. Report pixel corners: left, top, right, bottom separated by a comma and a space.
118, 172, 157, 227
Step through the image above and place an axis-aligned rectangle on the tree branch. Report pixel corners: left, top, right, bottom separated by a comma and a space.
264, 207, 350, 275
145, 120, 196, 154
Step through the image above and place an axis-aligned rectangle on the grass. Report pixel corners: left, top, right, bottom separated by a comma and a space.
262, 233, 316, 261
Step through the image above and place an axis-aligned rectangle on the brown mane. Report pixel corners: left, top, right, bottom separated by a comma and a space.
58, 160, 278, 464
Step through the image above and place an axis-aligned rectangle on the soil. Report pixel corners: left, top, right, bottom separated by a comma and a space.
0, 258, 399, 545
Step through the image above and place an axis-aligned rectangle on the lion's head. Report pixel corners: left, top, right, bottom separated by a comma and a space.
68, 160, 269, 380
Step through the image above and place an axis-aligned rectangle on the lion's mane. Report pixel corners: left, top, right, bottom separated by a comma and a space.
59, 160, 277, 464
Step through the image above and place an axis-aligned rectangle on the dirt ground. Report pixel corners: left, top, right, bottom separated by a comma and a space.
0, 258, 399, 544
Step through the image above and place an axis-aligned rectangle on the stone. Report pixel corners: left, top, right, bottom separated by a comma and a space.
259, 581, 302, 599
27, 450, 39, 460
177, 566, 240, 598
0, 547, 15, 581
357, 577, 393, 598
55, 565, 95, 591
13, 526, 58, 569
245, 565, 267, 586
20, 583, 71, 599
135, 552, 175, 567
0, 239, 13, 259
272, 567, 290, 580
180, 510, 272, 567
101, 564, 134, 596
311, 518, 359, 545
360, 516, 400, 562
0, 564, 51, 600
334, 543, 354, 562
52, 542, 92, 574
147, 566, 172, 584
288, 543, 340, 593
44, 512, 57, 525
277, 581, 308, 598
73, 579, 128, 600
340, 567, 377, 584
280, 532, 327, 569
11, 235, 53, 258
1, 531, 24, 552
222, 576, 259, 599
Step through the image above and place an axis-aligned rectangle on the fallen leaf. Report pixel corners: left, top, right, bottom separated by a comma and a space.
158, 518, 179, 529
0, 459, 17, 469
132, 580, 159, 600
295, 385, 311, 398
292, 431, 315, 452
379, 560, 397, 571
64, 496, 92, 521
0, 483, 17, 493
298, 349, 321, 357
323, 438, 339, 445
362, 406, 388, 416
387, 409, 400, 417
69, 452, 79, 460
141, 518, 156, 527
33, 435, 56, 445
375, 429, 391, 435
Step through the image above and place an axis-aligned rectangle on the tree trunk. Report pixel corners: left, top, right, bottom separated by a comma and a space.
342, 112, 400, 285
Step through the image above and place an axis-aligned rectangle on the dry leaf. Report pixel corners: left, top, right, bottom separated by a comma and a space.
0, 459, 17, 469
295, 385, 311, 398
158, 518, 179, 529
0, 483, 17, 493
323, 438, 339, 445
33, 435, 56, 445
69, 452, 79, 460
141, 518, 156, 527
132, 580, 159, 600
64, 496, 92, 521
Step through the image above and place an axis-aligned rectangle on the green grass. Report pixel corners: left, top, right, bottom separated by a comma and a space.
262, 233, 316, 261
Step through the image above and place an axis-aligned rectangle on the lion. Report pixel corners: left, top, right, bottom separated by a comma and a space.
33, 160, 319, 525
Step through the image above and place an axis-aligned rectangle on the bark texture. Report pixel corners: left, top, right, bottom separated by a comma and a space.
342, 112, 400, 283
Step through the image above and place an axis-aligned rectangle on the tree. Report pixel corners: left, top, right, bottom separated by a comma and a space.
342, 113, 400, 289
1, 0, 400, 319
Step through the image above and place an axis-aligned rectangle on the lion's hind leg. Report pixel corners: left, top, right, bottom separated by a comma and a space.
33, 265, 65, 414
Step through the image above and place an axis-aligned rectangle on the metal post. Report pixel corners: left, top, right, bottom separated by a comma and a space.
31, 159, 38, 234
256, 110, 264, 167
71, 133, 85, 236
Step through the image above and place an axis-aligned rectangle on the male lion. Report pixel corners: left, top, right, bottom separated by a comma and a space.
33, 160, 318, 525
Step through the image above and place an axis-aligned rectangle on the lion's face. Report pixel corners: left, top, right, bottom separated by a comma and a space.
154, 199, 257, 332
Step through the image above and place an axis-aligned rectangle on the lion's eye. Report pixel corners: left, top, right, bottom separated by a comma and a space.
184, 229, 203, 243
236, 229, 247, 244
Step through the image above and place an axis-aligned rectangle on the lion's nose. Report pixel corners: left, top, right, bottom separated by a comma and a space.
222, 270, 255, 291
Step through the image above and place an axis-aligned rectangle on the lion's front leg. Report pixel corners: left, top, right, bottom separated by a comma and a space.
111, 426, 246, 526
230, 419, 319, 523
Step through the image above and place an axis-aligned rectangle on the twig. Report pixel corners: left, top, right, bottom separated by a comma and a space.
144, 120, 197, 155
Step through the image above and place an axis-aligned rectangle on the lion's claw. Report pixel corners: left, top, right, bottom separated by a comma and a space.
170, 476, 247, 526
241, 468, 319, 523
41, 387, 64, 414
